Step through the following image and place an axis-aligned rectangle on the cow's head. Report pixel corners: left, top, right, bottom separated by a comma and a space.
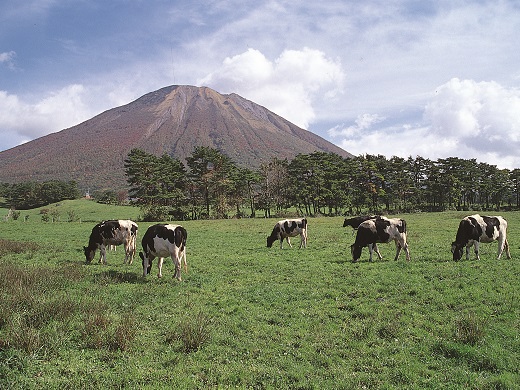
266, 235, 277, 248
83, 246, 95, 263
139, 252, 152, 275
451, 242, 463, 261
351, 244, 362, 262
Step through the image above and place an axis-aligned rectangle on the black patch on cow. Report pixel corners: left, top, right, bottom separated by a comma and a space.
89, 220, 120, 246
343, 215, 377, 228
284, 220, 295, 234
374, 218, 391, 242
482, 216, 499, 239
396, 219, 406, 234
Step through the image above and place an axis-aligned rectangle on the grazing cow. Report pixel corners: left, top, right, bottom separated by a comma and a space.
84, 220, 138, 264
267, 218, 308, 249
139, 224, 187, 280
351, 216, 410, 262
451, 214, 511, 261
343, 215, 378, 229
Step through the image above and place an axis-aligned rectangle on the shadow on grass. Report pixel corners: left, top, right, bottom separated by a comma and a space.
93, 269, 144, 284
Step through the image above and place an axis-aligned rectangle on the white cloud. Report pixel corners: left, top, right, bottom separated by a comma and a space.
198, 47, 345, 129
331, 78, 520, 169
0, 84, 94, 141
328, 113, 386, 137
0, 51, 16, 69
425, 78, 520, 155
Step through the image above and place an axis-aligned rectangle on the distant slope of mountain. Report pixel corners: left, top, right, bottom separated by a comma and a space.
0, 85, 353, 190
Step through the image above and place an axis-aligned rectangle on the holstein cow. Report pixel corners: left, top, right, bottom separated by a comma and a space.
84, 220, 138, 264
267, 218, 308, 249
451, 214, 511, 261
139, 224, 187, 280
351, 216, 410, 262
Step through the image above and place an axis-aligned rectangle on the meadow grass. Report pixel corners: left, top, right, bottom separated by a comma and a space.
0, 203, 519, 389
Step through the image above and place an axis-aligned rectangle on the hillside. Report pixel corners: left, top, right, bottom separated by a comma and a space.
0, 85, 352, 191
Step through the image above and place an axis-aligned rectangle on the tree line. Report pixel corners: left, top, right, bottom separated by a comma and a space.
1, 149, 518, 218
124, 147, 520, 220
0, 180, 79, 210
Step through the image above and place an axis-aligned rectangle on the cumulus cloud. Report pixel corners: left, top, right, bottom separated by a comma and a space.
330, 78, 520, 169
0, 84, 95, 143
328, 113, 386, 138
0, 51, 16, 69
198, 47, 345, 129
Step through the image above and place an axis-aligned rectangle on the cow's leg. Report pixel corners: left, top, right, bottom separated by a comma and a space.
157, 257, 165, 278
122, 242, 129, 264
286, 237, 293, 248
300, 231, 308, 248
473, 242, 481, 260
368, 244, 374, 262
142, 254, 155, 277
373, 243, 383, 260
497, 236, 511, 259
403, 242, 411, 261
170, 247, 182, 281
99, 245, 107, 264
130, 236, 136, 264
504, 238, 512, 259
181, 248, 188, 273
393, 241, 402, 261
124, 238, 135, 264
465, 243, 472, 260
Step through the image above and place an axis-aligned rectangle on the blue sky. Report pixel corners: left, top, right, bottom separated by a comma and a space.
2, 0, 520, 168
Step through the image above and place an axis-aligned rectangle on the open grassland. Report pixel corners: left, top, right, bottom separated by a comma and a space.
0, 202, 519, 389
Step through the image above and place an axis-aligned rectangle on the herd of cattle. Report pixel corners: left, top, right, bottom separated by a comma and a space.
83, 214, 512, 280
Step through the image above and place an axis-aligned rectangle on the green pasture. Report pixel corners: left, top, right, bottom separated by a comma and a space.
0, 201, 519, 389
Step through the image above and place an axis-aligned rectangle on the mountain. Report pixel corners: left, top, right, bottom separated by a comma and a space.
0, 85, 353, 191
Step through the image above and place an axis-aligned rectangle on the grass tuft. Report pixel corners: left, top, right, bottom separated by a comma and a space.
170, 311, 213, 353
454, 312, 486, 345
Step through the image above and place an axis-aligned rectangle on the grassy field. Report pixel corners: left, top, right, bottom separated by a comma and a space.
0, 201, 519, 389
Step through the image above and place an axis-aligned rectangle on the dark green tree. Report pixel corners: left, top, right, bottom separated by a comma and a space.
186, 146, 236, 219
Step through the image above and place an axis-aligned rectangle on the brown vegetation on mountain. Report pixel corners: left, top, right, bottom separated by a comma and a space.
0, 85, 352, 190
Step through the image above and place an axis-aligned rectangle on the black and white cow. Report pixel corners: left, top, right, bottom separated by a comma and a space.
84, 220, 138, 264
343, 215, 378, 229
451, 214, 511, 261
267, 218, 308, 249
139, 224, 187, 280
351, 216, 410, 262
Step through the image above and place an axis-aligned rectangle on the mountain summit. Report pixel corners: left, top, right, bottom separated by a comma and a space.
0, 85, 352, 190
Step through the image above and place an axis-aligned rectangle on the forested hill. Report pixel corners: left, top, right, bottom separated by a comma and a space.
0, 85, 352, 191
